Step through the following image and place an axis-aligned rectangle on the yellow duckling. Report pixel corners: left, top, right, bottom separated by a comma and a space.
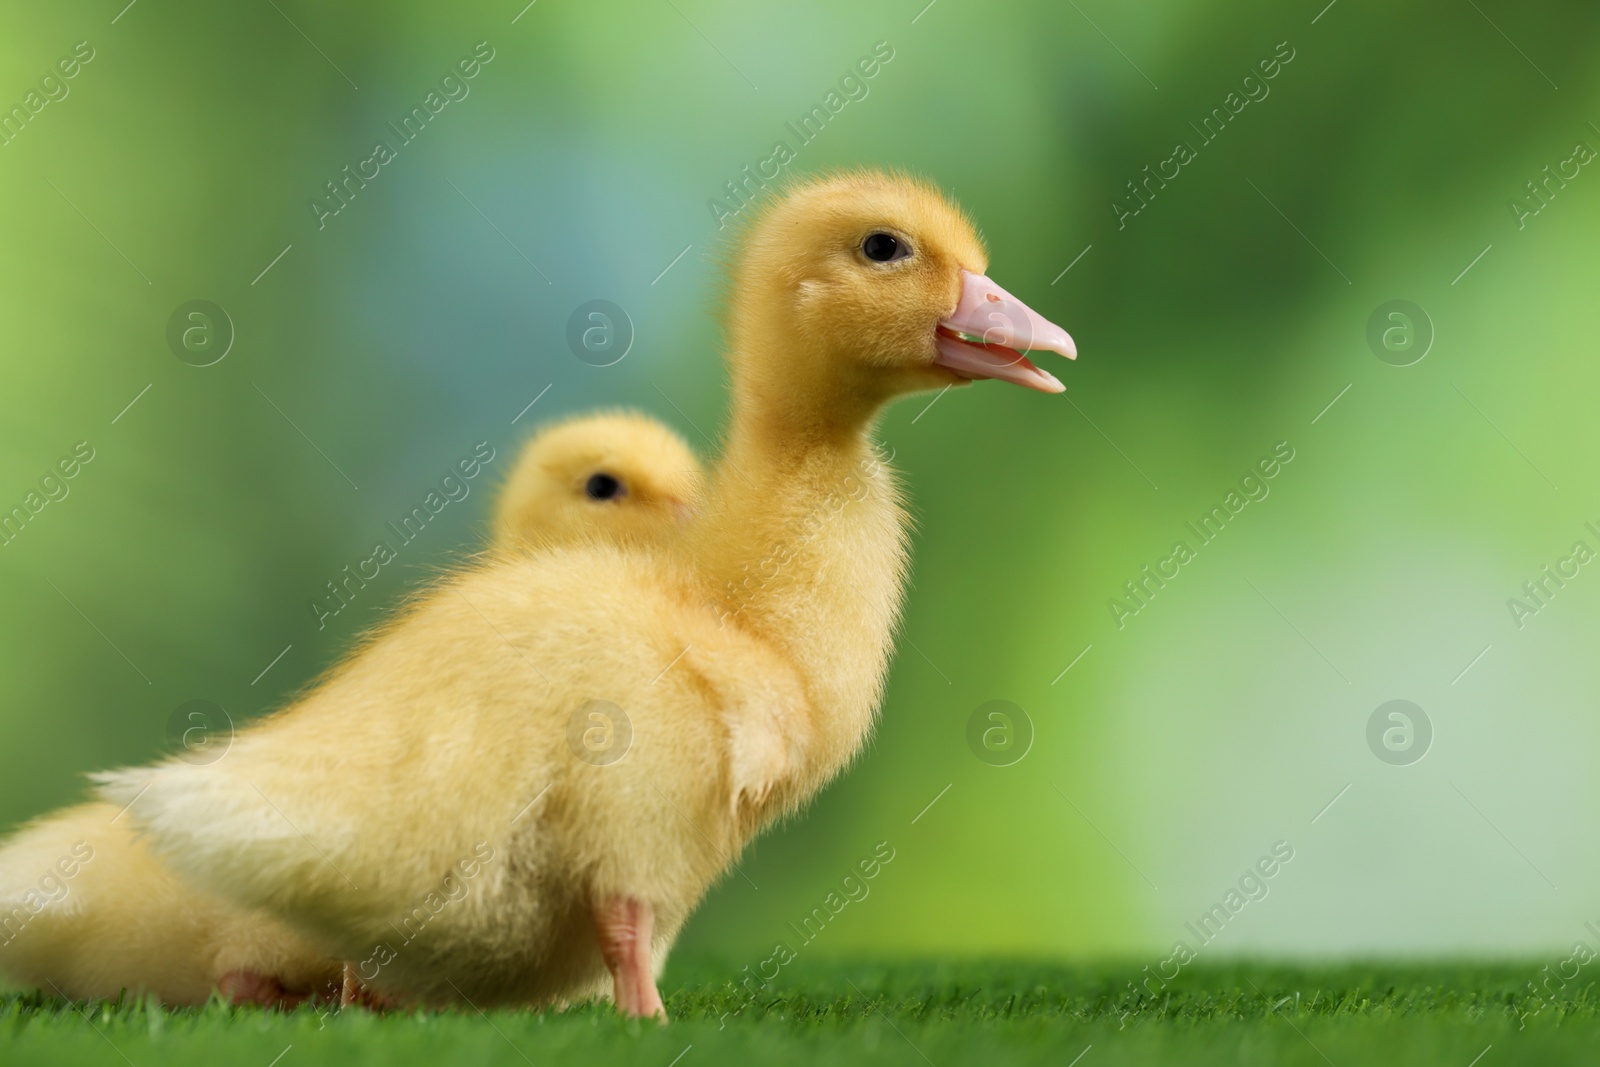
490, 410, 703, 555
0, 413, 704, 1006
95, 171, 1075, 1018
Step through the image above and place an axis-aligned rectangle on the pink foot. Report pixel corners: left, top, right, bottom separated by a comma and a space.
217, 970, 307, 1009
594, 895, 667, 1020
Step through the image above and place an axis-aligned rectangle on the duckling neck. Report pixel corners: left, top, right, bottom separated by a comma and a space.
694, 380, 910, 786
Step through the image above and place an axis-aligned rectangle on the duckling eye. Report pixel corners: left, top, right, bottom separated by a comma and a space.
584, 473, 625, 501
862, 232, 909, 263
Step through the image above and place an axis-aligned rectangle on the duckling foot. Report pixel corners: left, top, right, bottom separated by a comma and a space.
217, 970, 306, 1009
594, 895, 667, 1020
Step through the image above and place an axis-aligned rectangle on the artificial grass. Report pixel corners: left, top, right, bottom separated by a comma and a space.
4, 959, 1594, 1066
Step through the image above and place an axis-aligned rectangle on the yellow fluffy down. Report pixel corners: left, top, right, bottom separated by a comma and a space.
0, 802, 339, 1003
0, 413, 705, 1003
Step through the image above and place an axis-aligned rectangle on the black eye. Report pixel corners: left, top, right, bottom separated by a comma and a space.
584, 473, 625, 501
862, 232, 907, 263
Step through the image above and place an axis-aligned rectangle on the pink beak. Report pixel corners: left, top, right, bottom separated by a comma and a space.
933, 270, 1077, 394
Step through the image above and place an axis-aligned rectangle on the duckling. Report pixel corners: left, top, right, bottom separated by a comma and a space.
490, 410, 703, 554
93, 170, 1075, 1018
0, 412, 705, 1006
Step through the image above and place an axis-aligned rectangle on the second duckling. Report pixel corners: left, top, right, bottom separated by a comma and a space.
0, 413, 703, 1006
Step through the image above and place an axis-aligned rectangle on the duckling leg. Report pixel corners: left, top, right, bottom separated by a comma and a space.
594, 896, 666, 1020
340, 963, 363, 1008
339, 962, 398, 1010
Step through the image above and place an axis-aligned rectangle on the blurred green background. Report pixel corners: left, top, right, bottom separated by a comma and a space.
2, 0, 1598, 972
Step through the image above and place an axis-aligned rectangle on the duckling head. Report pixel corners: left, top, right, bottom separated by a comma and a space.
491, 411, 704, 551
726, 169, 1076, 419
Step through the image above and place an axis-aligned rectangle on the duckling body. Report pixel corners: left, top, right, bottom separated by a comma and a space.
96, 171, 1075, 1015
0, 801, 339, 1004
105, 543, 814, 1007
0, 414, 704, 1005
